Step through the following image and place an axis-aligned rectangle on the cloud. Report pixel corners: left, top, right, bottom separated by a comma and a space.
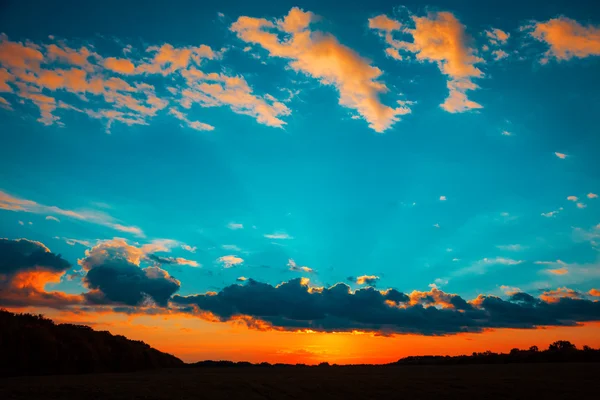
147, 254, 199, 267
576, 202, 587, 209
485, 28, 510, 45
368, 15, 403, 32
496, 244, 525, 251
172, 277, 600, 335
177, 69, 290, 128
45, 215, 60, 222
547, 268, 568, 275
80, 239, 181, 306
439, 196, 447, 201
181, 245, 197, 253
455, 257, 523, 276
0, 190, 143, 236
492, 50, 509, 61
529, 17, 600, 63
55, 237, 93, 247
588, 193, 598, 199
541, 207, 562, 218
370, 11, 483, 113
0, 35, 287, 131
264, 232, 293, 240
0, 238, 81, 308
227, 222, 244, 230
567, 196, 578, 202
231, 7, 410, 133
288, 259, 314, 274
554, 152, 567, 159
237, 276, 248, 282
501, 130, 512, 136
355, 275, 379, 285
500, 285, 521, 296
218, 255, 244, 268
169, 107, 214, 131
539, 287, 582, 303
590, 289, 600, 297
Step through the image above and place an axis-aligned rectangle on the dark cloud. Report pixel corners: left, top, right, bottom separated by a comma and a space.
0, 238, 70, 275
79, 240, 181, 307
172, 279, 600, 335
147, 254, 177, 265
0, 238, 78, 308
83, 260, 180, 307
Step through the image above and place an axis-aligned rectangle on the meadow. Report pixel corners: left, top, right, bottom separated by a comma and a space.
2, 363, 599, 399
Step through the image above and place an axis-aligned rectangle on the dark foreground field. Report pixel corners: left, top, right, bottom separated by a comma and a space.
2, 363, 599, 400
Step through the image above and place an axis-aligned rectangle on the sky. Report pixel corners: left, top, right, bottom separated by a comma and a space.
1, 0, 600, 364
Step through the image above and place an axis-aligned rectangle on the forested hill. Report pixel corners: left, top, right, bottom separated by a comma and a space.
0, 309, 183, 377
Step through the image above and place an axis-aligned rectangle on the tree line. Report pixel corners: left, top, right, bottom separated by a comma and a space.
0, 309, 183, 377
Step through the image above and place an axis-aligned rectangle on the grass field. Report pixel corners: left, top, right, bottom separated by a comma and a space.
1, 363, 599, 399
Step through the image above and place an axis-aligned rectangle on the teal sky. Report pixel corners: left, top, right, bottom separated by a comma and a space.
1, 0, 599, 311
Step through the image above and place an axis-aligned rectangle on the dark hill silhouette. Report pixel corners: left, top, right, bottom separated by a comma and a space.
0, 309, 183, 377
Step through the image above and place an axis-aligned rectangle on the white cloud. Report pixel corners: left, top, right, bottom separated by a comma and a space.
439, 196, 447, 201
45, 215, 60, 222
455, 257, 523, 276
218, 255, 244, 268
264, 232, 293, 239
496, 244, 526, 251
181, 244, 197, 253
227, 222, 244, 230
554, 152, 567, 159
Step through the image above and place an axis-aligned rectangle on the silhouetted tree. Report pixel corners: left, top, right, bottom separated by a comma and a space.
548, 341, 576, 352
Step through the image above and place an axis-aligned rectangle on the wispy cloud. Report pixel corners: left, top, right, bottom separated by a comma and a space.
0, 35, 288, 131
0, 190, 143, 236
264, 232, 293, 240
541, 207, 563, 218
455, 257, 523, 276
496, 244, 526, 251
45, 215, 60, 222
227, 222, 244, 230
554, 152, 567, 159
287, 259, 314, 273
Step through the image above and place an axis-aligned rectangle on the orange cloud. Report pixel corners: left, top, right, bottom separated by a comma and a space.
179, 70, 290, 128
540, 287, 581, 303
356, 275, 379, 285
231, 7, 410, 132
554, 152, 567, 159
547, 267, 568, 275
531, 17, 600, 63
104, 57, 136, 74
485, 28, 510, 44
407, 288, 459, 309
370, 11, 483, 113
589, 289, 600, 297
0, 35, 286, 131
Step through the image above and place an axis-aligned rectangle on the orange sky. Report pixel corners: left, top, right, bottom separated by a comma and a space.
12, 306, 600, 365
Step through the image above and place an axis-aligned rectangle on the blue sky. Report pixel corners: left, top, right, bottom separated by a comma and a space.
1, 0, 600, 341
